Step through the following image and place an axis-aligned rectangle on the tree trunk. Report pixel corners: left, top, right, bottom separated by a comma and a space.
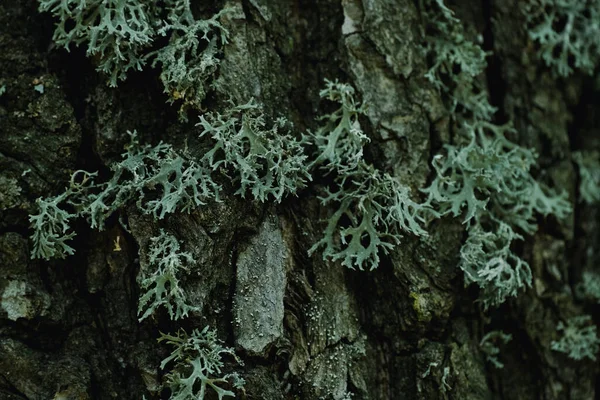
0, 0, 598, 399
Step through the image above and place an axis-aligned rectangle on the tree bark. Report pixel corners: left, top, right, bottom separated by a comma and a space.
0, 0, 598, 399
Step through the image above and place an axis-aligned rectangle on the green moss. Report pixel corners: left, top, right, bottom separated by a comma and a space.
410, 292, 432, 323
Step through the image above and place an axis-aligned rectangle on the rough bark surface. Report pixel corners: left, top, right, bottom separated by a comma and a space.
0, 0, 598, 399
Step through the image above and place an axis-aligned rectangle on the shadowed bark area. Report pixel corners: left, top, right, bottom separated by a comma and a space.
0, 0, 598, 399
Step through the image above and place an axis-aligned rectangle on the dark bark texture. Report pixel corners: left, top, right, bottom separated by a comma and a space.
0, 0, 598, 399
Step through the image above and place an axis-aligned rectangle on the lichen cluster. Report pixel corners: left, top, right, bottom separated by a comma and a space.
27, 1, 600, 396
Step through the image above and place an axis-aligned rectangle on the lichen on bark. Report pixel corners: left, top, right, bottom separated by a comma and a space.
0, 0, 598, 399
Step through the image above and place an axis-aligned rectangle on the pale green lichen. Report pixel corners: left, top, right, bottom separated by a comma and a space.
573, 151, 600, 204
159, 327, 245, 400
29, 191, 77, 260
150, 6, 231, 119
422, 119, 569, 307
309, 163, 429, 271
29, 132, 220, 259
523, 0, 600, 76
576, 271, 600, 304
38, 0, 231, 112
305, 80, 370, 173
197, 100, 311, 203
480, 330, 512, 368
551, 316, 600, 361
420, 0, 495, 121
420, 0, 571, 309
38, 0, 156, 86
307, 80, 432, 270
137, 230, 199, 321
